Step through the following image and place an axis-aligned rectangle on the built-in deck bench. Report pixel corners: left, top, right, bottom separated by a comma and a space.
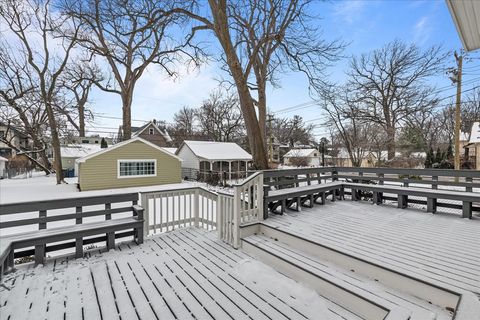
0, 193, 144, 278
264, 181, 343, 213
343, 182, 480, 218
261, 167, 480, 219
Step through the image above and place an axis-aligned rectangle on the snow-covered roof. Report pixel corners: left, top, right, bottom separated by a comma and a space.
162, 147, 177, 154
410, 151, 427, 158
60, 144, 103, 158
178, 140, 252, 161
0, 156, 8, 162
76, 137, 182, 163
284, 149, 318, 158
469, 122, 480, 143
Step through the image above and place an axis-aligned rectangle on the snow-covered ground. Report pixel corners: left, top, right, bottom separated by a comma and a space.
0, 173, 203, 204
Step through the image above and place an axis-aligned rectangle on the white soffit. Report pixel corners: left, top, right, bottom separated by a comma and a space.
447, 0, 480, 52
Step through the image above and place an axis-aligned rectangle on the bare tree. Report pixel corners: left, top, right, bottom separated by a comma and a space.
0, 0, 82, 183
0, 40, 51, 170
196, 91, 245, 142
61, 0, 202, 140
173, 0, 344, 168
57, 59, 102, 136
348, 40, 448, 160
168, 106, 200, 145
270, 115, 314, 147
321, 87, 370, 167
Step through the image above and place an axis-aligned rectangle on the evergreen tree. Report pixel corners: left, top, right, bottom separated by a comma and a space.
435, 147, 443, 164
100, 138, 108, 148
424, 147, 434, 168
446, 143, 453, 160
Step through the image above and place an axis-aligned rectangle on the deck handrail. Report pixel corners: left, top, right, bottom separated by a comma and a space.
259, 167, 480, 192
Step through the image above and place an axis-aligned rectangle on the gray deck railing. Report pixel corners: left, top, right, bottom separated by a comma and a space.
0, 193, 140, 259
260, 167, 480, 215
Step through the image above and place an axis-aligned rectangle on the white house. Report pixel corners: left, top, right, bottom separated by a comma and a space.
283, 148, 321, 166
0, 156, 8, 178
175, 140, 252, 180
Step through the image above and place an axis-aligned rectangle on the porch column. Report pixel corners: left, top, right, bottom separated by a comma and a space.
228, 161, 232, 180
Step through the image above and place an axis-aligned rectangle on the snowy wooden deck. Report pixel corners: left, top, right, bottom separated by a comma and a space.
262, 201, 480, 295
0, 228, 360, 320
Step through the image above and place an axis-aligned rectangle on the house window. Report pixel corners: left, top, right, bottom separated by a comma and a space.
149, 128, 154, 135
118, 159, 156, 178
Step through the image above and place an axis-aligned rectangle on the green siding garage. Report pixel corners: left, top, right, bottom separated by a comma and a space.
76, 137, 182, 191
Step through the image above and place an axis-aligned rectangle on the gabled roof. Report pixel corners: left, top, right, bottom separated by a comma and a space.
76, 137, 182, 163
133, 121, 172, 143
284, 148, 318, 158
60, 144, 103, 158
177, 140, 252, 161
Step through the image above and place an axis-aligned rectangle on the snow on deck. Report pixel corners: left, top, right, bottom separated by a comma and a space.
263, 201, 480, 295
0, 228, 360, 320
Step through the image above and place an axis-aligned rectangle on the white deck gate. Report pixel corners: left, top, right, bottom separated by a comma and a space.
217, 172, 264, 248
140, 172, 264, 249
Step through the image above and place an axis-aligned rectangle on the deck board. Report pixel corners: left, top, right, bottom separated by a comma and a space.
0, 228, 354, 320
262, 200, 480, 295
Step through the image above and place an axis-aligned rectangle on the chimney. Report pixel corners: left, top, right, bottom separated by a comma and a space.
153, 119, 157, 125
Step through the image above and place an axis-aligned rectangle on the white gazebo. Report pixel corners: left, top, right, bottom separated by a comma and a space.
176, 140, 252, 180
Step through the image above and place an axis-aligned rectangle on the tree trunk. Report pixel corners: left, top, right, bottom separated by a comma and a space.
78, 99, 85, 137
44, 102, 64, 184
257, 84, 267, 148
121, 92, 133, 140
209, 0, 268, 169
386, 124, 396, 160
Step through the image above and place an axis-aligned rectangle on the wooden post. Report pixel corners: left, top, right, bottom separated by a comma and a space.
257, 174, 264, 221
141, 194, 149, 236
432, 176, 438, 190
427, 198, 437, 214
321, 192, 326, 205
194, 189, 199, 227
466, 177, 473, 192
105, 203, 115, 251
462, 201, 472, 219
75, 206, 83, 258
233, 186, 241, 249
216, 195, 222, 239
378, 173, 384, 185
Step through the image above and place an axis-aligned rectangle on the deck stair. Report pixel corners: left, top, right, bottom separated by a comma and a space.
242, 230, 457, 320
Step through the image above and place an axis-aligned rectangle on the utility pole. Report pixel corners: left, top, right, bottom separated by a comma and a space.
453, 51, 463, 173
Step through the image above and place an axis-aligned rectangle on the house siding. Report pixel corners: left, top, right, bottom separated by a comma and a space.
78, 140, 181, 191
137, 123, 169, 147
177, 145, 199, 169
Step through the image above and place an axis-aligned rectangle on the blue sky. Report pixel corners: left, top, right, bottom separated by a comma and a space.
88, 0, 480, 139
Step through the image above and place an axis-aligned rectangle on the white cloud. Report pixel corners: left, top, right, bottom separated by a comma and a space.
413, 16, 431, 46
333, 0, 366, 24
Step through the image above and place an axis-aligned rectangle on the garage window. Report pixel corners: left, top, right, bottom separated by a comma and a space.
118, 159, 156, 178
